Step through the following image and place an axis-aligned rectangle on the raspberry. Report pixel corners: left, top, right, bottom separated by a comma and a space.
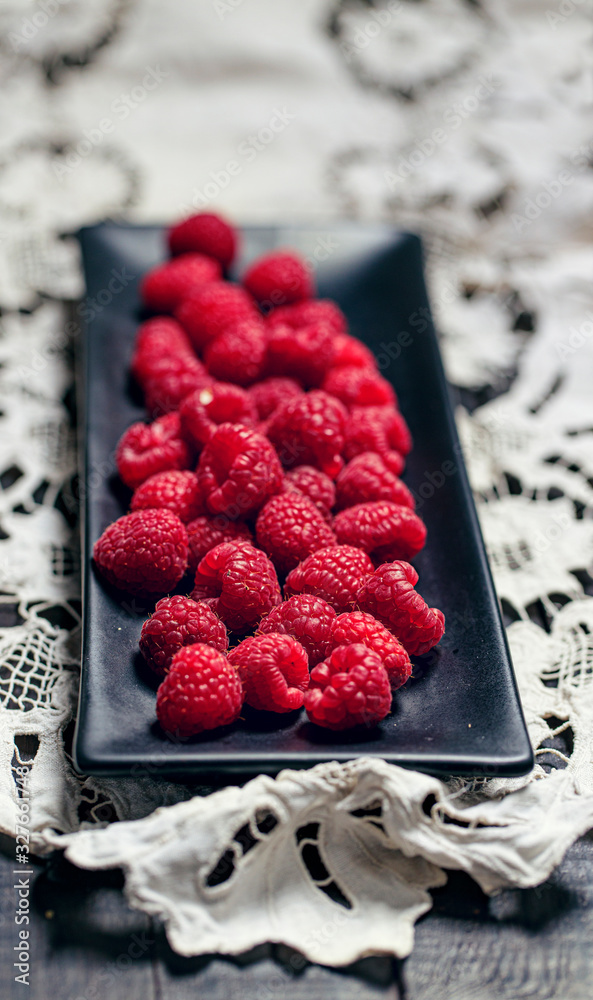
156, 644, 243, 737
131, 318, 194, 387
322, 366, 396, 409
343, 405, 411, 473
140, 596, 228, 674
258, 594, 336, 667
180, 383, 256, 448
284, 466, 336, 518
330, 611, 411, 691
204, 318, 267, 386
335, 453, 414, 511
265, 321, 335, 388
255, 493, 336, 574
144, 359, 212, 417
249, 377, 303, 421
116, 413, 193, 490
197, 423, 283, 518
284, 545, 374, 612
130, 469, 204, 523
357, 561, 445, 656
186, 514, 253, 573
243, 249, 313, 308
304, 643, 391, 730
93, 509, 188, 596
334, 501, 426, 562
168, 212, 237, 268
268, 299, 347, 337
332, 333, 376, 371
228, 633, 309, 712
175, 282, 258, 352
266, 390, 347, 478
191, 541, 281, 631
140, 253, 221, 313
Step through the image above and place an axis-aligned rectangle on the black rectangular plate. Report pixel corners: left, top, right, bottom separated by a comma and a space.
74, 222, 533, 779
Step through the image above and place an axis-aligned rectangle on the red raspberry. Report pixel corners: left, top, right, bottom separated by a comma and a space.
243, 249, 313, 308
357, 561, 445, 656
258, 594, 336, 667
228, 633, 309, 712
255, 493, 336, 574
266, 390, 347, 478
156, 644, 243, 737
335, 453, 414, 511
284, 466, 336, 518
180, 383, 256, 448
330, 611, 411, 691
197, 423, 283, 518
334, 501, 426, 562
249, 377, 303, 421
322, 366, 396, 409
140, 253, 221, 313
204, 318, 267, 386
332, 333, 376, 370
343, 405, 411, 473
268, 299, 347, 337
93, 509, 188, 596
265, 321, 335, 388
175, 282, 258, 352
116, 413, 193, 490
140, 596, 228, 675
186, 514, 253, 573
304, 643, 391, 730
191, 541, 281, 631
168, 212, 237, 268
284, 545, 374, 612
144, 359, 212, 417
130, 469, 205, 523
131, 318, 194, 387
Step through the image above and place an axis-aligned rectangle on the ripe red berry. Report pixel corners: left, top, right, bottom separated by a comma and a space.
228, 633, 309, 712
255, 493, 336, 574
191, 540, 281, 631
140, 253, 221, 313
243, 249, 313, 307
258, 594, 336, 667
143, 359, 212, 418
357, 561, 445, 656
186, 514, 253, 573
130, 469, 205, 523
304, 643, 392, 730
334, 500, 426, 562
204, 317, 267, 386
266, 390, 347, 478
322, 366, 396, 409
268, 299, 347, 337
180, 383, 256, 448
131, 318, 194, 387
116, 413, 193, 490
265, 321, 335, 388
249, 377, 303, 421
284, 544, 374, 612
156, 643, 243, 737
93, 509, 188, 595
343, 405, 411, 472
283, 465, 336, 518
168, 212, 238, 268
335, 453, 414, 511
175, 281, 258, 351
330, 611, 411, 691
332, 333, 376, 370
140, 596, 228, 674
197, 423, 283, 518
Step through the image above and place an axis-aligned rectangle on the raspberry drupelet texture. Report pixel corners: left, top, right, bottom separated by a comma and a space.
196, 422, 283, 518
304, 643, 392, 730
191, 540, 282, 631
116, 413, 193, 490
174, 281, 258, 351
255, 492, 336, 574
335, 453, 415, 511
228, 633, 309, 712
93, 509, 188, 596
168, 212, 238, 268
140, 253, 221, 313
180, 383, 256, 448
186, 514, 253, 574
343, 405, 412, 470
266, 390, 348, 478
249, 377, 303, 421
332, 333, 376, 371
330, 611, 411, 691
204, 318, 267, 386
334, 500, 427, 562
156, 643, 243, 738
265, 320, 336, 388
322, 366, 396, 409
268, 299, 347, 337
284, 465, 336, 519
143, 358, 212, 418
258, 594, 336, 667
140, 596, 228, 675
284, 544, 374, 612
130, 469, 204, 523
131, 317, 194, 387
243, 249, 313, 307
357, 560, 445, 656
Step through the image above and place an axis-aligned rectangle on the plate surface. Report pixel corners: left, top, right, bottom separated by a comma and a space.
74, 222, 533, 779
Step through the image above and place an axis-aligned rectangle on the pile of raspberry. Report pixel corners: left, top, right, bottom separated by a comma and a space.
92, 211, 445, 739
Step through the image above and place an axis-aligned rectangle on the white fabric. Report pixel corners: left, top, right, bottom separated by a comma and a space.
1, 0, 593, 966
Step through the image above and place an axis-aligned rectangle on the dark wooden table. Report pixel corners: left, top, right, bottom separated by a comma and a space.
2, 829, 592, 1000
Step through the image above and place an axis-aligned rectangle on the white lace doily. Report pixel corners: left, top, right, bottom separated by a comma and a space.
2, 0, 593, 966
